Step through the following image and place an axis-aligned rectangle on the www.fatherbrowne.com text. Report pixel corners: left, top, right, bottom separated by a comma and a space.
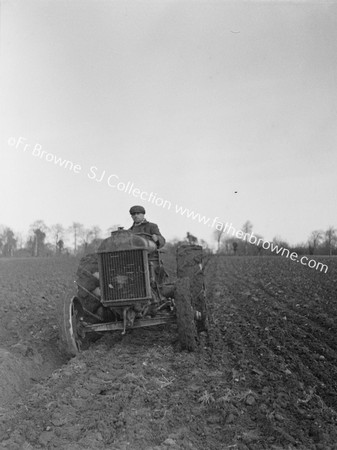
173, 210, 328, 273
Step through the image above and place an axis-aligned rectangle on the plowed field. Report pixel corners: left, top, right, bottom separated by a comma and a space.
0, 255, 337, 450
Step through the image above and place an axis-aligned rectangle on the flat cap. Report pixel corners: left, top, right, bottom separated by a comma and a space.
129, 205, 146, 214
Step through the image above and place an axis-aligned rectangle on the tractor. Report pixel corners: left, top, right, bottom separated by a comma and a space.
59, 229, 207, 356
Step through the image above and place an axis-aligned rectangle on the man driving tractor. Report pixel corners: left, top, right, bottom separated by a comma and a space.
128, 205, 166, 249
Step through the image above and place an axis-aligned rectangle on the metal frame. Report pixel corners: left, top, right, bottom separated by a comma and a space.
98, 249, 152, 306
82, 314, 176, 333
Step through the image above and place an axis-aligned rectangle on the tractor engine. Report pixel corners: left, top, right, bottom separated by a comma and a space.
97, 230, 157, 307
95, 229, 167, 330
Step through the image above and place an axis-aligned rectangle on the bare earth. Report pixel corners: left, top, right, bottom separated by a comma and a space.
0, 255, 337, 449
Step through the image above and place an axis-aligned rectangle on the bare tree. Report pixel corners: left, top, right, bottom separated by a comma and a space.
57, 239, 64, 254
82, 228, 94, 252
30, 220, 48, 234
325, 226, 337, 256
0, 225, 4, 254
222, 237, 234, 254
308, 230, 323, 255
242, 220, 253, 255
30, 220, 48, 256
213, 228, 225, 253
15, 231, 25, 250
217, 236, 237, 255
0, 227, 17, 256
69, 222, 84, 254
233, 241, 238, 255
84, 225, 103, 252
272, 235, 289, 248
254, 233, 264, 255
92, 225, 102, 241
242, 220, 253, 235
50, 223, 65, 253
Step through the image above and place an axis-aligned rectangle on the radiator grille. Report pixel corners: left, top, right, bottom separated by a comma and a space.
99, 250, 149, 301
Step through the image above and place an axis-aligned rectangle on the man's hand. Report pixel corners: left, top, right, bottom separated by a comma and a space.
152, 234, 159, 242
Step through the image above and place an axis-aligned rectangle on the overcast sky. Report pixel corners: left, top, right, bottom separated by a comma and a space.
1, 0, 336, 247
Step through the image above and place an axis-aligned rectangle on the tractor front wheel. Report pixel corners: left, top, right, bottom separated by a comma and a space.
60, 293, 86, 357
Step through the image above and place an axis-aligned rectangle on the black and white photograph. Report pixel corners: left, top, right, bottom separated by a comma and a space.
1, 0, 337, 448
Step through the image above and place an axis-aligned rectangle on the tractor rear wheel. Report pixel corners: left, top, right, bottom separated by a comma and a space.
176, 244, 208, 332
175, 277, 198, 351
59, 291, 86, 357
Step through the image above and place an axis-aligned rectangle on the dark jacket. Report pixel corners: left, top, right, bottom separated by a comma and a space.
129, 219, 166, 248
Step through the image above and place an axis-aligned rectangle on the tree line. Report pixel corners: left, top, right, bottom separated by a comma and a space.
0, 219, 336, 257
213, 220, 337, 256
0, 221, 122, 257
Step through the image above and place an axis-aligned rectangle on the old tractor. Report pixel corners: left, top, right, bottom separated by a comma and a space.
59, 229, 207, 356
